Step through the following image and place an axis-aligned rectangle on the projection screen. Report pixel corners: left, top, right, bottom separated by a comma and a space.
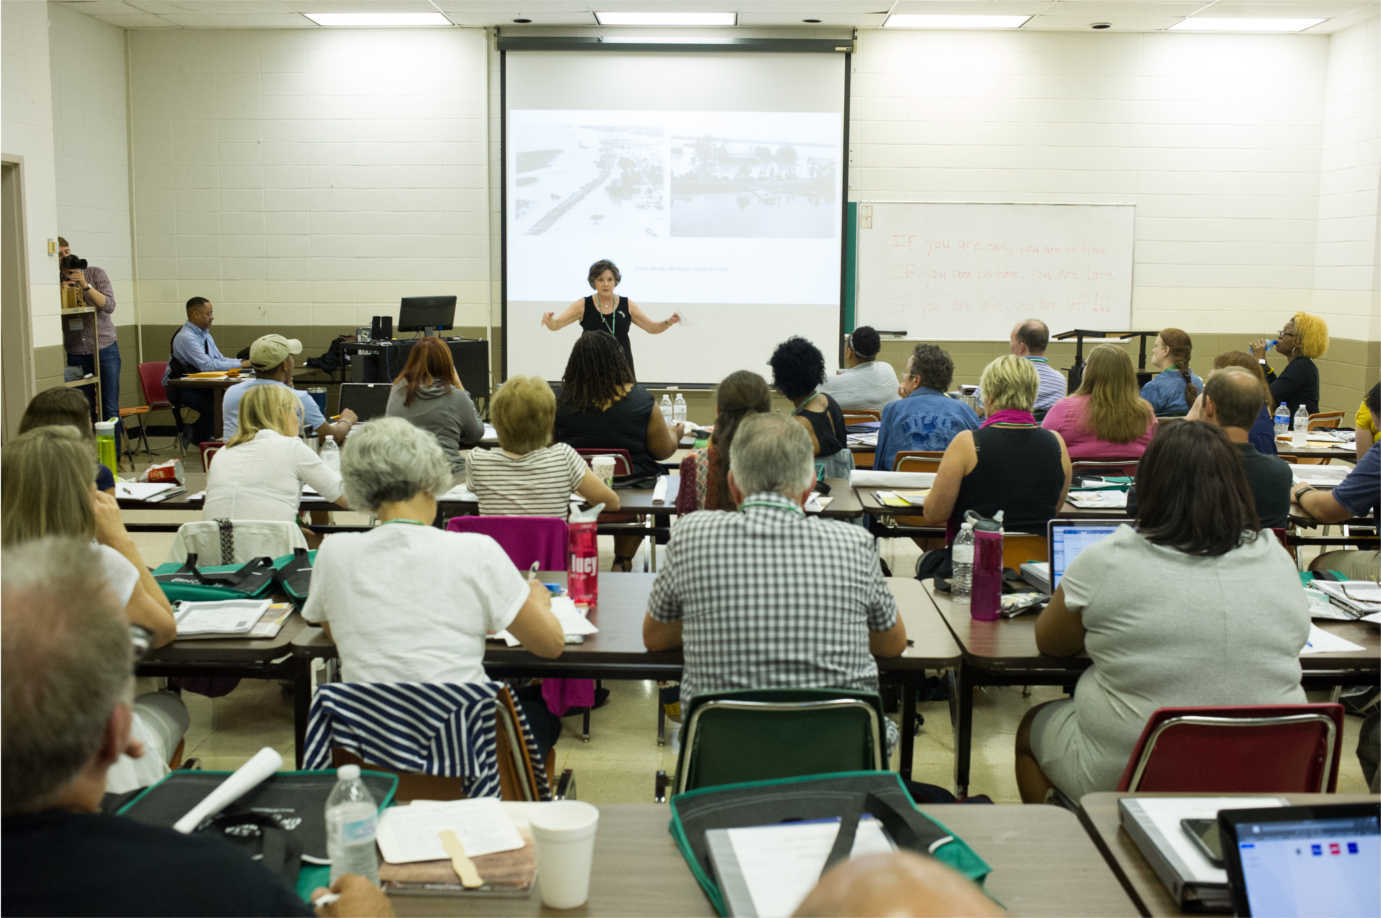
502, 47, 848, 385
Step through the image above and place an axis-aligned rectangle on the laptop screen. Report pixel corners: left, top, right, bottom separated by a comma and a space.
1226, 806, 1380, 917
1048, 522, 1121, 590
338, 383, 392, 422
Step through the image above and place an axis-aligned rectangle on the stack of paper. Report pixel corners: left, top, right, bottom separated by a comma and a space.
175, 599, 272, 638
874, 490, 928, 508
1290, 465, 1350, 487
115, 481, 185, 502
378, 799, 524, 864
492, 596, 597, 647
1308, 581, 1381, 620
1067, 490, 1129, 509
804, 493, 834, 512
1301, 623, 1366, 655
850, 470, 935, 489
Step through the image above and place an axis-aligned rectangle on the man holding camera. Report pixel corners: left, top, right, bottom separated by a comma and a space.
58, 237, 121, 451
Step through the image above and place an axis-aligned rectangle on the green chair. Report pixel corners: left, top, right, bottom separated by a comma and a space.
659, 688, 886, 799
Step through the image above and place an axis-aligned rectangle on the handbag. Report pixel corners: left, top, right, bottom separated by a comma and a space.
152, 554, 279, 602
667, 771, 991, 916
273, 548, 316, 606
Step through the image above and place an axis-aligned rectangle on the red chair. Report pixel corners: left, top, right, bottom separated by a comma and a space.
445, 516, 567, 571
199, 441, 224, 473
1116, 704, 1344, 793
137, 361, 185, 456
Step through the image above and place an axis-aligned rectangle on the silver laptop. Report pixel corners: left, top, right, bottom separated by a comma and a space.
1021, 519, 1126, 594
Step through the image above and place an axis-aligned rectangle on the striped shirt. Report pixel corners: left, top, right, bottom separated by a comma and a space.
468, 443, 588, 517
648, 492, 898, 707
1028, 356, 1067, 414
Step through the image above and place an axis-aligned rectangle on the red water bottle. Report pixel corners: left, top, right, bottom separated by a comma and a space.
970, 511, 1004, 621
567, 503, 601, 609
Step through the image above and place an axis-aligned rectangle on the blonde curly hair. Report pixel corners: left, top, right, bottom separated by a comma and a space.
1290, 312, 1329, 359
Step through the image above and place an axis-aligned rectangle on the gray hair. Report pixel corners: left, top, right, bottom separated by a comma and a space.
729, 412, 814, 498
2, 537, 133, 815
340, 417, 452, 512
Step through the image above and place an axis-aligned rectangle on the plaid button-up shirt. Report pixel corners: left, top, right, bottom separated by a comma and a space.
648, 492, 899, 706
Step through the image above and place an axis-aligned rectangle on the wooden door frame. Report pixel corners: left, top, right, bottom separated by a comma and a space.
1, 154, 37, 442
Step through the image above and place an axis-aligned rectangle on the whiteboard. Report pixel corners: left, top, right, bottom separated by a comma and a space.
855, 202, 1134, 341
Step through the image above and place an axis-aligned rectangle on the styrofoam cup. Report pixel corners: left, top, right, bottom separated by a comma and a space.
591, 455, 616, 487
529, 801, 599, 909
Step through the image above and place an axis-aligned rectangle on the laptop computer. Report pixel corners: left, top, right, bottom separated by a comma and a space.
1219, 802, 1381, 917
1020, 519, 1126, 594
338, 382, 392, 422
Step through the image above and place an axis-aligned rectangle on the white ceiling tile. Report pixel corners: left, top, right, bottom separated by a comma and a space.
157, 12, 315, 26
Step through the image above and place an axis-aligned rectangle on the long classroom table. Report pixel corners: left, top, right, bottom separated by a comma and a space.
925, 580, 1381, 797
288, 574, 960, 772
390, 801, 1138, 917
1079, 792, 1381, 916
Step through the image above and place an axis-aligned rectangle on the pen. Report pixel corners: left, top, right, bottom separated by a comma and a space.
313, 893, 340, 908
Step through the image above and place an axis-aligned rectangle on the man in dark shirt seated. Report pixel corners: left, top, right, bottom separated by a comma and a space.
1200, 367, 1292, 529
1291, 443, 1381, 581
1, 537, 389, 918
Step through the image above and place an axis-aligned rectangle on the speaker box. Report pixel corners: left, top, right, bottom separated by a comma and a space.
371, 315, 393, 341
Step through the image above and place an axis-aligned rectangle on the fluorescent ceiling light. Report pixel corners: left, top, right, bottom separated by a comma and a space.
595, 11, 737, 27
1169, 17, 1325, 32
884, 14, 1031, 29
304, 12, 451, 27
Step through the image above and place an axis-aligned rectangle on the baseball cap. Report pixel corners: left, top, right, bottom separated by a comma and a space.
249, 334, 302, 370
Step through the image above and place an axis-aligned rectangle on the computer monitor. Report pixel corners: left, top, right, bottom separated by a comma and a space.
1047, 519, 1124, 591
397, 295, 457, 334
1221, 803, 1380, 917
338, 383, 393, 422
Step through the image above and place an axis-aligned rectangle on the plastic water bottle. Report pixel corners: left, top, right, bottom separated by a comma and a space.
94, 419, 118, 481
1273, 402, 1290, 439
1292, 405, 1310, 446
325, 764, 379, 886
951, 519, 975, 596
660, 394, 673, 425
673, 392, 687, 426
320, 436, 340, 472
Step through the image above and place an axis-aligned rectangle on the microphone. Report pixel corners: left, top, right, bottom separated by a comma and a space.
173, 746, 283, 834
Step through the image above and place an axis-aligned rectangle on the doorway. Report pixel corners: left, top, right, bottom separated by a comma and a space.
2, 156, 36, 442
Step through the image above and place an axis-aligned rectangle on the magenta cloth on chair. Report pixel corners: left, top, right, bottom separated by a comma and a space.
445, 516, 568, 571
444, 516, 594, 717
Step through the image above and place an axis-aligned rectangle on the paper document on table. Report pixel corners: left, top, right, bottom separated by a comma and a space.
1341, 581, 1381, 603
377, 799, 524, 864
493, 596, 596, 647
875, 490, 927, 508
482, 424, 497, 441
846, 431, 878, 447
1290, 465, 1350, 487
652, 476, 669, 504
116, 481, 183, 501
715, 818, 894, 918
1301, 623, 1366, 655
175, 599, 271, 637
804, 493, 833, 512
850, 470, 935, 489
1311, 580, 1381, 616
1362, 611, 1381, 626
1067, 490, 1129, 509
1120, 797, 1284, 887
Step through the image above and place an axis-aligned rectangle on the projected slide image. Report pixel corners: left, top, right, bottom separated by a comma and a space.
669, 136, 837, 238
512, 120, 665, 239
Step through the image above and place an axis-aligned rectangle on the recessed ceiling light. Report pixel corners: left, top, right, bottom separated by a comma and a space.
304, 12, 451, 27
594, 11, 737, 27
1169, 17, 1325, 33
884, 14, 1031, 30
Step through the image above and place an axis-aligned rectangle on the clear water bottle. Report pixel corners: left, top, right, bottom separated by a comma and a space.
660, 394, 673, 425
1292, 404, 1310, 446
951, 518, 975, 596
325, 764, 379, 886
320, 436, 340, 472
673, 392, 687, 425
1273, 402, 1290, 439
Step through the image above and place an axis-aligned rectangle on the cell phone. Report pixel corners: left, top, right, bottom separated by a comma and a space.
1180, 817, 1224, 867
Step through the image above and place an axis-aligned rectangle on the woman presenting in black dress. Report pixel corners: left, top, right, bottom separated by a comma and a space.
540, 259, 680, 378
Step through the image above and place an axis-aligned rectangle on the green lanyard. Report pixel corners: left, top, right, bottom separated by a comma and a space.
380, 518, 428, 527
792, 390, 821, 416
595, 296, 618, 337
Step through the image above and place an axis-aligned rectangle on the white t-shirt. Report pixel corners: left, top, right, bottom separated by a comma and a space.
302, 523, 529, 684
203, 430, 343, 522
95, 543, 140, 607
820, 360, 901, 412
468, 443, 588, 517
